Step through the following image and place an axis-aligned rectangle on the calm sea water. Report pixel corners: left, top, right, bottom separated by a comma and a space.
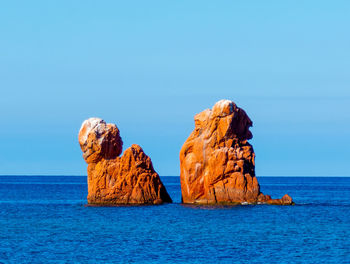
0, 176, 349, 263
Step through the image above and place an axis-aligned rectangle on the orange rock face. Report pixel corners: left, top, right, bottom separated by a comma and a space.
180, 100, 293, 205
79, 118, 172, 205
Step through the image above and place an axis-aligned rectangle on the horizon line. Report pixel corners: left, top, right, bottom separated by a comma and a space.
0, 175, 349, 177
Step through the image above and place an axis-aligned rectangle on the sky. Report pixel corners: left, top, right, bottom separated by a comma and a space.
0, 1, 349, 176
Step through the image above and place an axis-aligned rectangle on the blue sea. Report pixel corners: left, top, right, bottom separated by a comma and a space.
0, 176, 349, 263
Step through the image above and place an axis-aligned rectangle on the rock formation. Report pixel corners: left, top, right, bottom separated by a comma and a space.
180, 100, 293, 205
79, 118, 172, 205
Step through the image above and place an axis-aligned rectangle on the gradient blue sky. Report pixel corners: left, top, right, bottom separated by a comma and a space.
1, 1, 349, 176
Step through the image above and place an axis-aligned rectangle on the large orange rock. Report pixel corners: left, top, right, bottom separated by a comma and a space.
180, 100, 293, 205
79, 118, 172, 205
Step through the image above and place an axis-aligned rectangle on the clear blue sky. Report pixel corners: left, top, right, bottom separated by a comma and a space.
1, 1, 349, 176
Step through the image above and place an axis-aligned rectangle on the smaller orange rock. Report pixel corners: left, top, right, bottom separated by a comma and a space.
264, 194, 294, 205
79, 118, 172, 205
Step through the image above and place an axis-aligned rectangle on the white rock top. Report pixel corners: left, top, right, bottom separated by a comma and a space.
213, 99, 234, 111
211, 99, 236, 116
79, 117, 107, 145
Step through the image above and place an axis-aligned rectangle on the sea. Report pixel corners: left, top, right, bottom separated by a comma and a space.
0, 176, 349, 264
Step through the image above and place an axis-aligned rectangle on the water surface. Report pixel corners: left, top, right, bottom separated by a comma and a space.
0, 176, 349, 263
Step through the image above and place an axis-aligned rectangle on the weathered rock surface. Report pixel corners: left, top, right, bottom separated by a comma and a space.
79, 118, 172, 205
180, 100, 293, 205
